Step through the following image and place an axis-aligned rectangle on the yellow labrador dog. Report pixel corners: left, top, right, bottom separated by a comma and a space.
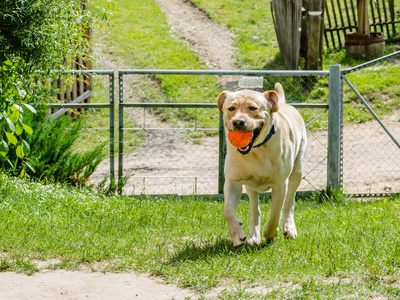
218, 83, 307, 247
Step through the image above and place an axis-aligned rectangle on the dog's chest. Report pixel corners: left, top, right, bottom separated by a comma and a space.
237, 175, 275, 192
226, 155, 280, 191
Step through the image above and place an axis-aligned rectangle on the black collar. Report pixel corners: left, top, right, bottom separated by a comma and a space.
253, 124, 276, 149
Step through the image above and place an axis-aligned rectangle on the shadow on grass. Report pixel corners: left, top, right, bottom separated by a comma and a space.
167, 238, 272, 265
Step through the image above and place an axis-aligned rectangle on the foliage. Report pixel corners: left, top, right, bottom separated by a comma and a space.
0, 109, 106, 185
0, 0, 108, 68
0, 59, 37, 176
0, 0, 108, 175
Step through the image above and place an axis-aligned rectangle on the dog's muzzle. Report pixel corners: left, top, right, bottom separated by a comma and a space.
236, 123, 276, 155
236, 123, 264, 155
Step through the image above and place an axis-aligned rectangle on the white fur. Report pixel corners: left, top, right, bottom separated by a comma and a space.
218, 83, 307, 247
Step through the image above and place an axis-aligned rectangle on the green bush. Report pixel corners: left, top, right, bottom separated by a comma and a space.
0, 108, 106, 185
0, 0, 108, 174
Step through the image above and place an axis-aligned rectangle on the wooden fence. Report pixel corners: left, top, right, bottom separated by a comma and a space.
324, 0, 400, 49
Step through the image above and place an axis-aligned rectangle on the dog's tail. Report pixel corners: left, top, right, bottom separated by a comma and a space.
275, 83, 286, 104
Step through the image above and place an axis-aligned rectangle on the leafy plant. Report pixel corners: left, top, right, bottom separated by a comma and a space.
0, 0, 109, 174
0, 59, 37, 176
0, 108, 106, 185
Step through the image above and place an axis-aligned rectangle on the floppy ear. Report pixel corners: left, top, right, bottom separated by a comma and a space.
264, 90, 279, 113
217, 91, 229, 114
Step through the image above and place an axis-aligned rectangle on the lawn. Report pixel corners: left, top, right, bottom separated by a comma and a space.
1, 176, 400, 298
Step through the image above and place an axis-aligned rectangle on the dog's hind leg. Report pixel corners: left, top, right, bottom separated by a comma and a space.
246, 186, 261, 245
224, 180, 247, 247
282, 165, 302, 239
263, 183, 287, 243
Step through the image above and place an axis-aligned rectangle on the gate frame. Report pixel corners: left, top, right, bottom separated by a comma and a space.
117, 69, 331, 195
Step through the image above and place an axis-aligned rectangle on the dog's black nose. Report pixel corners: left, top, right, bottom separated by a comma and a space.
232, 118, 246, 129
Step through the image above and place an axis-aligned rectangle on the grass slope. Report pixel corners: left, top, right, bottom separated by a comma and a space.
90, 0, 400, 136
94, 0, 222, 129
1, 176, 400, 298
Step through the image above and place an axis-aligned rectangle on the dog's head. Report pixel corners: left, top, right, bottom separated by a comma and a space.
217, 86, 281, 154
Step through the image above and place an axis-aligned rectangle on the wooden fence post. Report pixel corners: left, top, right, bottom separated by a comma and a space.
304, 0, 325, 70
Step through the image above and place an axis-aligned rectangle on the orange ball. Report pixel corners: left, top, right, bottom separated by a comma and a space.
228, 131, 252, 148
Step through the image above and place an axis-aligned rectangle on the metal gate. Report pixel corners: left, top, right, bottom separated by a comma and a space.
48, 52, 400, 197
117, 69, 335, 196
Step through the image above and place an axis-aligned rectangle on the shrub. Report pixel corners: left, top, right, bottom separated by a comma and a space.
0, 0, 109, 174
0, 108, 106, 185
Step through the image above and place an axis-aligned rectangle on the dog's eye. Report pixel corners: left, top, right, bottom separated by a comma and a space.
228, 107, 236, 112
249, 106, 258, 111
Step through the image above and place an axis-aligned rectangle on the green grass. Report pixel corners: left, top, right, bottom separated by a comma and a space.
93, 0, 221, 129
189, 0, 278, 70
1, 176, 400, 298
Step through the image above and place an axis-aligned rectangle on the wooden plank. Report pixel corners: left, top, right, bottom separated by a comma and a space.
389, 0, 396, 34
369, 0, 378, 32
51, 90, 94, 120
342, 0, 354, 33
336, 0, 347, 41
350, 0, 357, 25
324, 1, 336, 47
330, 0, 343, 48
271, 0, 302, 69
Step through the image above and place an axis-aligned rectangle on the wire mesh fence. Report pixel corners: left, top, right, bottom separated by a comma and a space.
63, 54, 399, 197
341, 62, 400, 195
117, 71, 331, 195
119, 105, 220, 195
48, 70, 116, 187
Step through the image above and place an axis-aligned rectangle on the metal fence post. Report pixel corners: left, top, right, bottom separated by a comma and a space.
118, 72, 124, 194
327, 64, 342, 190
109, 73, 115, 186
218, 113, 226, 194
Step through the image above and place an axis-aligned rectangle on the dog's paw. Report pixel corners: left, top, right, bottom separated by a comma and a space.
263, 227, 279, 243
232, 235, 246, 248
282, 221, 297, 239
247, 229, 261, 245
228, 222, 247, 248
246, 235, 261, 246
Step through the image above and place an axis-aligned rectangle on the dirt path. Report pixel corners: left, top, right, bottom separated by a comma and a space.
91, 0, 240, 195
154, 0, 236, 71
152, 0, 240, 89
0, 270, 197, 300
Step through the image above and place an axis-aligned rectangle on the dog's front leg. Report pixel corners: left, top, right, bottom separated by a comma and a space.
224, 180, 246, 247
246, 186, 261, 245
263, 183, 287, 243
